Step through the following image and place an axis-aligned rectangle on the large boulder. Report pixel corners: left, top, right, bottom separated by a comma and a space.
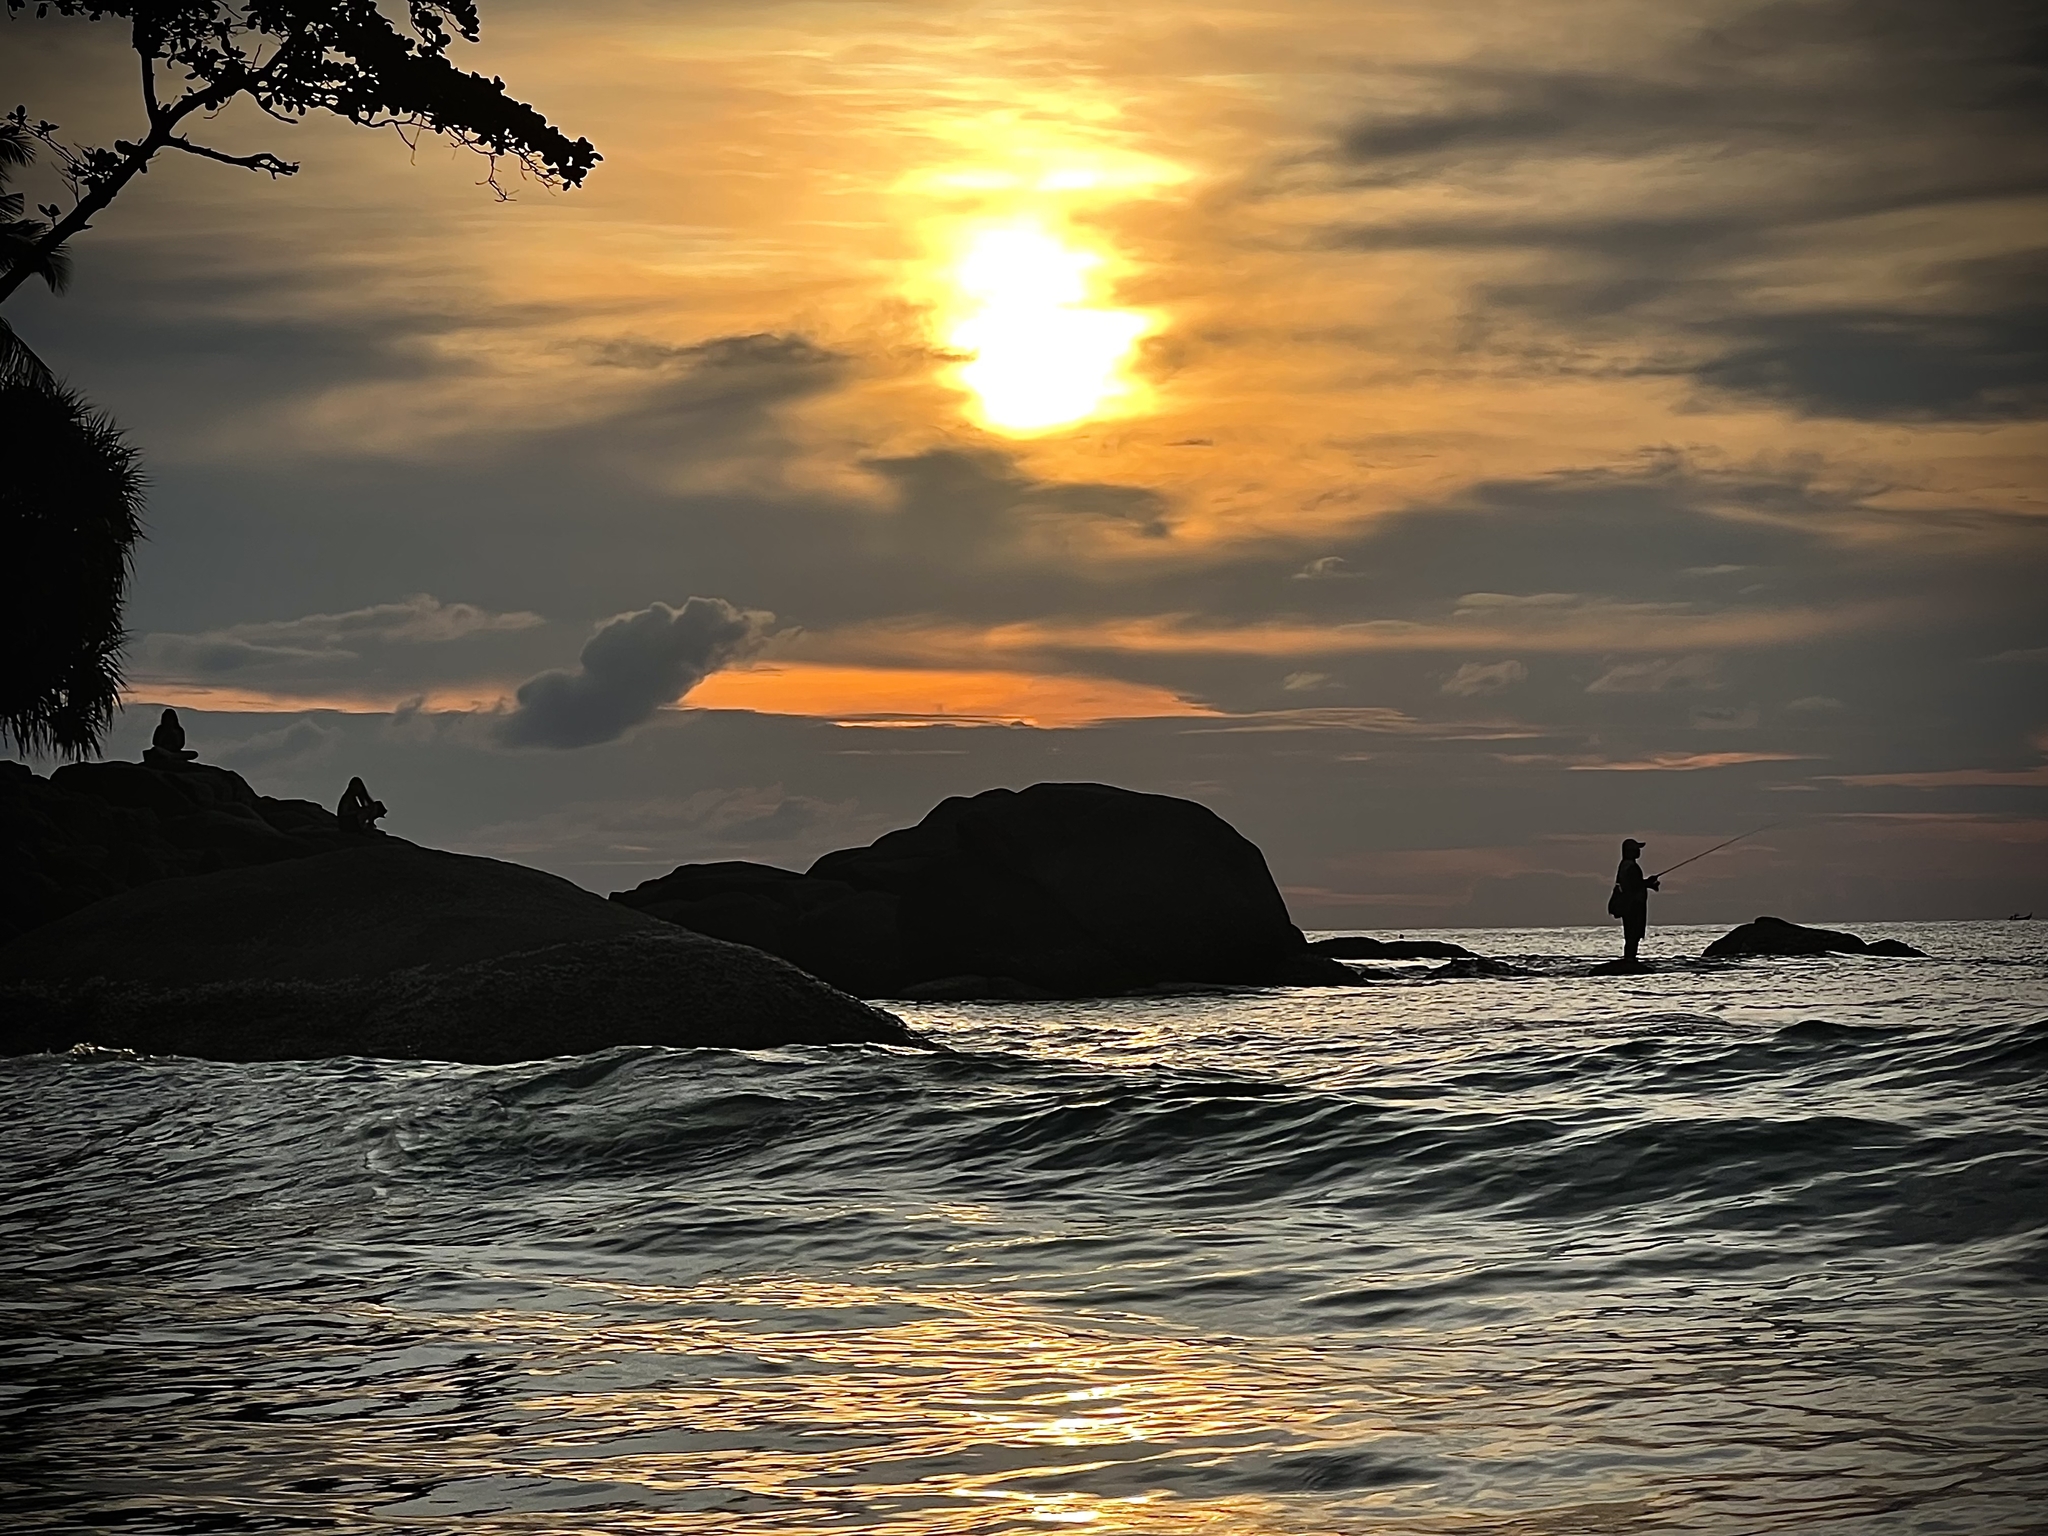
1703, 915, 1926, 959
0, 757, 352, 942
0, 842, 921, 1061
614, 783, 1355, 997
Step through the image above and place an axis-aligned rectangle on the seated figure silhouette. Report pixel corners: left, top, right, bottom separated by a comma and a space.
1606, 837, 1660, 963
336, 776, 387, 836
143, 707, 199, 767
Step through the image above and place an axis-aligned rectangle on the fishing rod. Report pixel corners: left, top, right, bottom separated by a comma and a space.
1651, 824, 1779, 881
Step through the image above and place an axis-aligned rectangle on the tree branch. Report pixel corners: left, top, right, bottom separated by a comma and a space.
0, 134, 153, 307
162, 137, 299, 177
138, 49, 161, 129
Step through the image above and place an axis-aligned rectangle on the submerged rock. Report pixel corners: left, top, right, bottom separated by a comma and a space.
614, 782, 1358, 997
1703, 916, 1927, 959
1427, 956, 1525, 978
0, 842, 922, 1062
1310, 935, 1476, 961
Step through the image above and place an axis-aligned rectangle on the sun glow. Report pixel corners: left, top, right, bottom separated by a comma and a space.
941, 219, 1152, 433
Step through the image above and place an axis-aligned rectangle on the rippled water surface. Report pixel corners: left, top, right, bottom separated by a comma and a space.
4, 921, 2046, 1533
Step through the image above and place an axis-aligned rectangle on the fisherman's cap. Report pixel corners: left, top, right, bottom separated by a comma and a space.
1621, 838, 1645, 852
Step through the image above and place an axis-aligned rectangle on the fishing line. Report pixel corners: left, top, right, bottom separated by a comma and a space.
1651, 823, 1780, 881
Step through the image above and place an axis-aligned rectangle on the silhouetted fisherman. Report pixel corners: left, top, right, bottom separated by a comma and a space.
336, 776, 387, 836
143, 707, 198, 766
1607, 838, 1660, 962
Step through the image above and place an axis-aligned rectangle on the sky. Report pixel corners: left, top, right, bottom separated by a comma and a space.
3, 0, 2044, 928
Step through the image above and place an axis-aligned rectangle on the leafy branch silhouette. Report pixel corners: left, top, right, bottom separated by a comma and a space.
0, 0, 601, 306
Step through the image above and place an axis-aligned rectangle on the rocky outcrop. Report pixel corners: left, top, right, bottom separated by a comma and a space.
0, 842, 922, 1062
1310, 935, 1476, 961
0, 757, 352, 943
1703, 916, 1927, 959
613, 783, 1357, 998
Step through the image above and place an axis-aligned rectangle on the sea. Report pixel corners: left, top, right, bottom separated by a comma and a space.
3, 920, 2044, 1535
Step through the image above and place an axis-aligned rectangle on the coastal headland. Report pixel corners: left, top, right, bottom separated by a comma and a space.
2, 756, 1930, 1062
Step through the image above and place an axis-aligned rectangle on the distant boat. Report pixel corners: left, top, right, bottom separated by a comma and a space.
2010, 912, 2034, 920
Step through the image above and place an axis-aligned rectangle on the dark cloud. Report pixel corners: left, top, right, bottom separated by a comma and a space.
1329, 0, 2048, 419
1690, 299, 2048, 422
610, 331, 848, 423
495, 597, 772, 750
589, 332, 840, 374
215, 718, 341, 771
1340, 71, 1732, 169
1338, 2, 2047, 207
865, 447, 1172, 551
133, 595, 546, 689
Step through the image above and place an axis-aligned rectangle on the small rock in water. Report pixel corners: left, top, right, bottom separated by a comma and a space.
1309, 935, 1476, 960
1703, 916, 1926, 959
1428, 956, 1524, 978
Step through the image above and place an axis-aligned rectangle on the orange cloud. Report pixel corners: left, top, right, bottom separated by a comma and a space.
1569, 752, 1814, 772
807, 602, 1888, 668
1827, 765, 2048, 787
681, 663, 1216, 726
128, 684, 509, 715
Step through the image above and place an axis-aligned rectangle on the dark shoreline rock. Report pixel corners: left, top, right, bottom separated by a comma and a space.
1703, 916, 1926, 959
2, 757, 353, 942
613, 783, 1359, 998
1310, 935, 1476, 961
0, 842, 923, 1062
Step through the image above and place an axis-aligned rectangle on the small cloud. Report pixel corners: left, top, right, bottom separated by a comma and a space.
1826, 765, 2048, 788
1980, 647, 2048, 666
1441, 659, 1527, 697
1787, 695, 1845, 712
1570, 751, 1813, 772
1691, 704, 1760, 731
1682, 565, 1748, 578
495, 597, 773, 750
1283, 671, 1340, 692
589, 331, 840, 373
1586, 654, 1720, 693
1293, 555, 1359, 580
1454, 592, 1580, 610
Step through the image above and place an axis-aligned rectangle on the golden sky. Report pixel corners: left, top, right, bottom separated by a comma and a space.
3, 0, 2043, 919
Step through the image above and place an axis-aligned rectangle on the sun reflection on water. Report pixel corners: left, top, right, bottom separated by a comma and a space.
384, 1271, 1396, 1532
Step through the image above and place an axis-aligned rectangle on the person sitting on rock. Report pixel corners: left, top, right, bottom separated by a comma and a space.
1606, 838, 1660, 963
142, 707, 199, 767
336, 776, 388, 835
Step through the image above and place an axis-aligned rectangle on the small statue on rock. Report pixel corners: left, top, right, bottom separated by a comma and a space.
336, 776, 387, 836
143, 707, 200, 768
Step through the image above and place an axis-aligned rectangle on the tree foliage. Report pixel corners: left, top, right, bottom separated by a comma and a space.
0, 4, 597, 757
0, 378, 146, 759
0, 0, 600, 305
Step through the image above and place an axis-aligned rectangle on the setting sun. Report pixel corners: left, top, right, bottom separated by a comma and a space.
939, 219, 1152, 433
